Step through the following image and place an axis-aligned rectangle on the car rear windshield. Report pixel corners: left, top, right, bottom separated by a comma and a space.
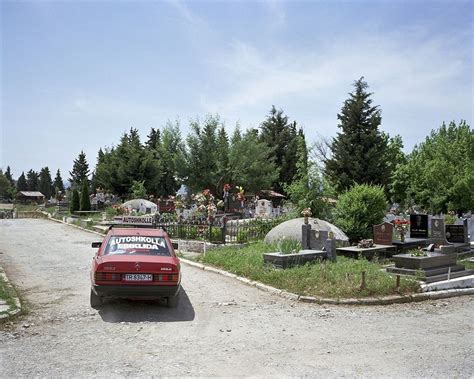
104, 235, 171, 256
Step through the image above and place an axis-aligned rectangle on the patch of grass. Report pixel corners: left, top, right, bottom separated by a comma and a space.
0, 275, 18, 315
459, 259, 474, 271
197, 242, 420, 298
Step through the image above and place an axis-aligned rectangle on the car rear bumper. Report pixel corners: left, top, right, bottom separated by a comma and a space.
92, 284, 180, 299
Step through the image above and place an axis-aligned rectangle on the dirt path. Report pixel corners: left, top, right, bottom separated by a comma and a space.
0, 219, 473, 377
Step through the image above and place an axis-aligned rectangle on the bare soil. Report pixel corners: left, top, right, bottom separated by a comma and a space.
0, 219, 473, 377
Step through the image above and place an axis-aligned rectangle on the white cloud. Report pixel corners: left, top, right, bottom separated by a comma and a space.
200, 29, 471, 144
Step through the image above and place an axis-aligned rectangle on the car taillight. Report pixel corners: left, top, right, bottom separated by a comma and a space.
153, 274, 179, 282
95, 272, 121, 281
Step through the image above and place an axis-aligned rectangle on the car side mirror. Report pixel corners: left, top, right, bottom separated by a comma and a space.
172, 242, 178, 250
91, 242, 102, 248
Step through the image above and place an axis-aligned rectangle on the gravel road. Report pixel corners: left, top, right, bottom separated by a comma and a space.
0, 219, 473, 377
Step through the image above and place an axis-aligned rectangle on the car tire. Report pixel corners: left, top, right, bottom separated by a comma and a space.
90, 288, 102, 309
167, 293, 179, 308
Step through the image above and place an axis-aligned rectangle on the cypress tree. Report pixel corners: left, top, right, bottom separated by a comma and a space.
80, 180, 91, 211
70, 189, 80, 214
325, 77, 389, 194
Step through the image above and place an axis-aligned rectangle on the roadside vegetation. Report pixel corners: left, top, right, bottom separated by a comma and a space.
195, 242, 420, 298
0, 274, 19, 317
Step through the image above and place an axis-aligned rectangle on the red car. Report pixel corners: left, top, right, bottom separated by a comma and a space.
90, 227, 181, 308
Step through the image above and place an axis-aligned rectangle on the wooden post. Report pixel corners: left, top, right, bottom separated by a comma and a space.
396, 275, 401, 291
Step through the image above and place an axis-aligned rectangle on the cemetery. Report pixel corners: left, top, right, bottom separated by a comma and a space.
4, 182, 474, 300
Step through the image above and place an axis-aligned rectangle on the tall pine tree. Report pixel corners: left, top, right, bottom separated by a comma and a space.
53, 169, 65, 193
69, 151, 90, 188
26, 169, 39, 191
325, 77, 389, 194
16, 172, 27, 191
5, 166, 14, 186
38, 167, 53, 199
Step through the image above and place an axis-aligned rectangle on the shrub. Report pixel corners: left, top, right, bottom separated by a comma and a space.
334, 184, 387, 243
70, 189, 80, 214
237, 230, 248, 243
276, 237, 302, 254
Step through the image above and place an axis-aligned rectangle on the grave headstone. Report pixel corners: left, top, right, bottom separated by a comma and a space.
409, 214, 428, 238
255, 199, 273, 218
446, 219, 468, 244
431, 218, 450, 245
309, 229, 329, 250
302, 224, 311, 249
373, 222, 394, 245
469, 216, 474, 242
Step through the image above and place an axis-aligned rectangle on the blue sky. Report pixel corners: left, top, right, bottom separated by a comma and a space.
1, 0, 472, 180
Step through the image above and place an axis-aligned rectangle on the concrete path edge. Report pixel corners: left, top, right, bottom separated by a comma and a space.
179, 258, 474, 306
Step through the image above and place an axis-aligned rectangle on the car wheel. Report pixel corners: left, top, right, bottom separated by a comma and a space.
90, 288, 102, 309
167, 293, 179, 308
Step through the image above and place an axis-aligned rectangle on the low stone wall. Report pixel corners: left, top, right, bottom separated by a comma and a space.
16, 211, 48, 219
172, 239, 247, 253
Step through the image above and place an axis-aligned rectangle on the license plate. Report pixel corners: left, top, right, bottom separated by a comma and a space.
123, 274, 153, 281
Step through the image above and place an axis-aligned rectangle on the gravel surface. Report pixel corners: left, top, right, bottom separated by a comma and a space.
0, 219, 473, 377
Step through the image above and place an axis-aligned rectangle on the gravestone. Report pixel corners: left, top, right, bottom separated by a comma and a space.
446, 219, 468, 244
255, 199, 273, 218
409, 214, 428, 238
309, 229, 329, 250
431, 218, 450, 245
373, 222, 394, 245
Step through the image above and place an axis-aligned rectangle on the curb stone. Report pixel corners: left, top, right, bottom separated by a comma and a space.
179, 258, 474, 306
29, 219, 474, 307
0, 266, 22, 321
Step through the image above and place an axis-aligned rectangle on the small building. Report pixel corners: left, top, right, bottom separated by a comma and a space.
16, 191, 45, 204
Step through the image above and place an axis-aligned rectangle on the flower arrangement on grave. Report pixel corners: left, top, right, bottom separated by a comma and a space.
301, 208, 312, 224
236, 186, 245, 201
357, 239, 375, 248
409, 248, 427, 257
392, 217, 410, 242
216, 199, 224, 209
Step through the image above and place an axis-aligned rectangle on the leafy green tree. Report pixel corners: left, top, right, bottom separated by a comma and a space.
80, 180, 91, 211
285, 135, 332, 219
228, 129, 279, 193
216, 125, 230, 191
185, 115, 221, 193
4, 166, 14, 186
93, 128, 163, 197
16, 172, 27, 191
131, 180, 147, 199
0, 170, 15, 199
325, 78, 389, 194
26, 169, 39, 191
70, 188, 80, 213
259, 106, 299, 193
38, 167, 53, 199
158, 121, 186, 196
334, 184, 387, 243
391, 120, 473, 214
53, 169, 65, 193
69, 151, 90, 188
